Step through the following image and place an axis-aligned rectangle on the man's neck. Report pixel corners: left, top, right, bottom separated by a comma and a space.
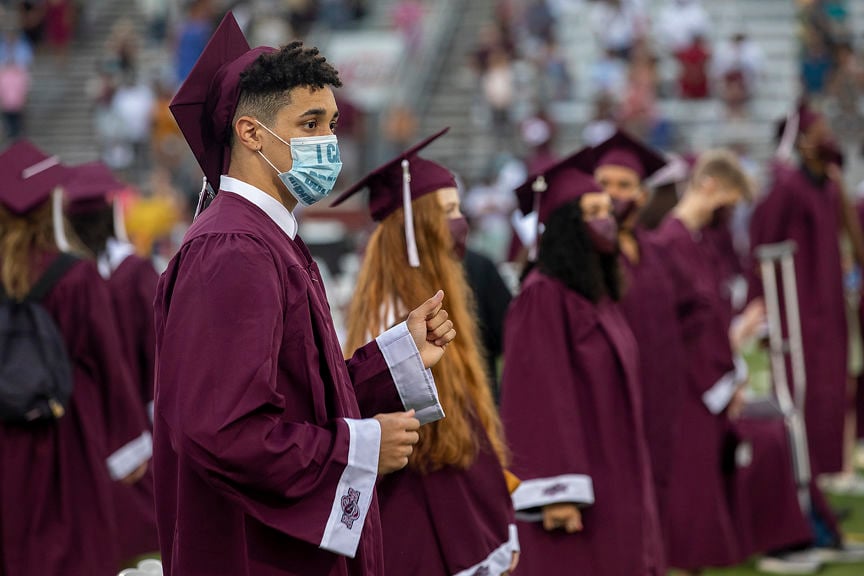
227, 166, 298, 212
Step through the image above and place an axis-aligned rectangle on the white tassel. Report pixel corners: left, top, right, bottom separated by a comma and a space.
21, 155, 60, 179
776, 110, 800, 164
52, 188, 70, 252
193, 177, 209, 220
402, 159, 420, 268
113, 197, 130, 243
528, 176, 547, 262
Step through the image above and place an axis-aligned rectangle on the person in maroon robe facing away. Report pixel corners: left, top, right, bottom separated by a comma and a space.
63, 161, 161, 563
500, 150, 665, 575
335, 129, 520, 576
658, 151, 754, 573
749, 103, 849, 477
154, 13, 456, 576
0, 140, 152, 576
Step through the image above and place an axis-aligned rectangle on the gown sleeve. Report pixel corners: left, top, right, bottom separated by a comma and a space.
75, 262, 152, 481
346, 323, 445, 425
499, 280, 595, 521
155, 233, 379, 558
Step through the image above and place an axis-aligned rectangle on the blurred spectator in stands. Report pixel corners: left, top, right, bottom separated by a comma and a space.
589, 47, 627, 100
464, 153, 522, 262
150, 73, 185, 172
657, 0, 709, 55
17, 1, 45, 46
44, 0, 74, 65
105, 73, 155, 181
583, 93, 618, 146
800, 30, 834, 98
828, 42, 864, 145
105, 19, 141, 79
535, 37, 572, 102
287, 0, 318, 39
0, 23, 32, 140
524, 0, 555, 45
247, 3, 293, 50
520, 109, 557, 174
676, 34, 711, 99
590, 0, 647, 60
483, 47, 516, 143
383, 101, 419, 157
391, 0, 424, 55
137, 0, 172, 45
620, 41, 659, 137
174, 0, 214, 85
319, 0, 355, 29
713, 32, 764, 119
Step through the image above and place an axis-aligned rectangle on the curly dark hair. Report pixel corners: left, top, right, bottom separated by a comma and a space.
234, 41, 343, 126
535, 199, 622, 303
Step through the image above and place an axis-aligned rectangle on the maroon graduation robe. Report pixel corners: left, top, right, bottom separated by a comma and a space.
749, 163, 847, 475
377, 420, 518, 575
727, 417, 813, 556
500, 269, 665, 576
0, 254, 151, 576
659, 217, 742, 570
618, 226, 700, 542
104, 249, 161, 560
153, 185, 440, 576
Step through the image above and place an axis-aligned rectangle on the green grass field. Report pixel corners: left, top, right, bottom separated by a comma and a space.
705, 494, 864, 575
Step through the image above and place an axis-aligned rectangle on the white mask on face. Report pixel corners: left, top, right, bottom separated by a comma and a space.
256, 121, 343, 206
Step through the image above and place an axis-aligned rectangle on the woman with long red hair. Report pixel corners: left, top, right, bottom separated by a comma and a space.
334, 129, 519, 575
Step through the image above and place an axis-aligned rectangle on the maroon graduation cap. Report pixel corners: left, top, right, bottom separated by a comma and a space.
593, 129, 668, 180
0, 140, 70, 215
514, 146, 601, 225
331, 128, 455, 267
64, 161, 126, 215
169, 12, 275, 192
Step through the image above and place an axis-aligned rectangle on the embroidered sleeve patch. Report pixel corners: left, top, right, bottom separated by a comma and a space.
340, 487, 361, 529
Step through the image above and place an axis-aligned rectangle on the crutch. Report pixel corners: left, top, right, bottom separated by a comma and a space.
755, 240, 812, 515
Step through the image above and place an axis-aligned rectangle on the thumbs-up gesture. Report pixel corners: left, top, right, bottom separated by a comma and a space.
407, 290, 456, 369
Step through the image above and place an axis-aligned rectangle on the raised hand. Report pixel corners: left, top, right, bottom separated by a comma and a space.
407, 290, 457, 369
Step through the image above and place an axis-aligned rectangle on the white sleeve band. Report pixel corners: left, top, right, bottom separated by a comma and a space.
703, 355, 749, 415
452, 524, 520, 576
376, 321, 445, 425
319, 418, 381, 558
106, 431, 153, 481
512, 474, 595, 521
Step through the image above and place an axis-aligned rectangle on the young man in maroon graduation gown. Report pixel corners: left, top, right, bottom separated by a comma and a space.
500, 151, 665, 575
749, 103, 848, 477
591, 130, 691, 541
0, 141, 152, 576
63, 161, 161, 562
656, 151, 756, 572
335, 129, 519, 576
154, 14, 455, 576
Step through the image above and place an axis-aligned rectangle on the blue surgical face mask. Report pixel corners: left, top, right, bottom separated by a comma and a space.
256, 121, 343, 206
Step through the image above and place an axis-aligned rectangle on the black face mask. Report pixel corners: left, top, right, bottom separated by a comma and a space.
586, 217, 619, 254
448, 217, 469, 260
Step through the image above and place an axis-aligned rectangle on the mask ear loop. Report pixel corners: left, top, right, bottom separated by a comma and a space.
401, 159, 420, 268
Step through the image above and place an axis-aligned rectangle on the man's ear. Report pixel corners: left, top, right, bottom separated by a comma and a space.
234, 115, 263, 152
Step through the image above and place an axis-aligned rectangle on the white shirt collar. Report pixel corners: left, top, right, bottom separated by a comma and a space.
96, 237, 137, 279
220, 175, 298, 240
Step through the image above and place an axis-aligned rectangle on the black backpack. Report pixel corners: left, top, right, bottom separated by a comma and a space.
0, 253, 77, 423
